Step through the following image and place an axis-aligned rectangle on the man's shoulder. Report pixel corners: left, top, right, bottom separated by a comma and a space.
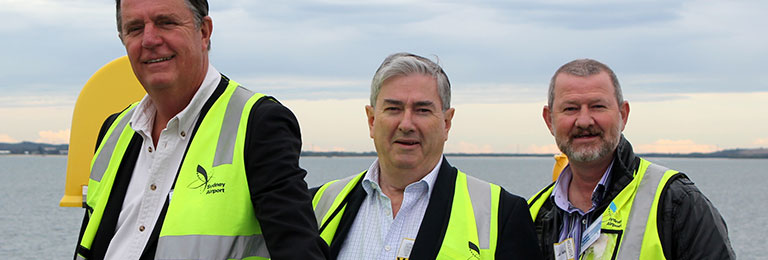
310, 173, 366, 197
660, 173, 707, 205
498, 187, 529, 207
638, 159, 701, 202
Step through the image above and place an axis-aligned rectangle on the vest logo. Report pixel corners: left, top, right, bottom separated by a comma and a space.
605, 217, 622, 228
467, 241, 480, 259
187, 165, 226, 195
605, 203, 622, 228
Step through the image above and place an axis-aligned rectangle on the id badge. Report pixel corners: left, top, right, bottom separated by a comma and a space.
553, 237, 576, 260
396, 238, 415, 260
580, 215, 602, 256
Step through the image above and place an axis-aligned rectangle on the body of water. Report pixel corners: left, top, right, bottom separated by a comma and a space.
0, 155, 760, 259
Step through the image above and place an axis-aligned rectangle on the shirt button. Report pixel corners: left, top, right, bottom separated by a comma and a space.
385, 245, 391, 251
181, 131, 186, 137
139, 225, 145, 232
150, 184, 157, 191
582, 218, 587, 225
148, 146, 153, 153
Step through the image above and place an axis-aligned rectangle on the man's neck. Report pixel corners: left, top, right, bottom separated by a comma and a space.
148, 87, 197, 147
377, 158, 440, 217
567, 156, 613, 212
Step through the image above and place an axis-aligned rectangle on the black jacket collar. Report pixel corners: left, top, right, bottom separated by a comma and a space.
601, 135, 642, 210
329, 157, 459, 260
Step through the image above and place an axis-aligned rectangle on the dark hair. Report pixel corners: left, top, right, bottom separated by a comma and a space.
116, 0, 210, 49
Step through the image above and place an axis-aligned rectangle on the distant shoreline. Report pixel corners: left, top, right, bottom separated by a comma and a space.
299, 151, 768, 159
1, 142, 766, 159
3, 153, 767, 159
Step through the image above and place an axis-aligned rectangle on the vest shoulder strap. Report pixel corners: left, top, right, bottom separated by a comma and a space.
616, 160, 675, 259
464, 173, 498, 250
313, 173, 361, 226
527, 182, 555, 220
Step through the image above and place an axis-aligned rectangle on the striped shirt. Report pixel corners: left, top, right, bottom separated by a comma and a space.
337, 158, 442, 260
551, 160, 613, 256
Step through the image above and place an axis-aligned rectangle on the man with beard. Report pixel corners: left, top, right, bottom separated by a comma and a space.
528, 59, 735, 260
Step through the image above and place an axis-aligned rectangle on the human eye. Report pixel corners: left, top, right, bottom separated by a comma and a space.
416, 108, 432, 114
384, 106, 401, 112
157, 18, 178, 28
124, 24, 143, 35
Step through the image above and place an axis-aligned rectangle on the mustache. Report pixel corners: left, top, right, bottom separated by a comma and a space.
570, 126, 603, 137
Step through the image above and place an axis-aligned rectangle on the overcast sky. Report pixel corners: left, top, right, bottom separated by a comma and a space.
1, 0, 766, 153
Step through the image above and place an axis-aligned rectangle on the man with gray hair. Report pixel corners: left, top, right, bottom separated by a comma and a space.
311, 52, 542, 259
528, 58, 734, 259
74, 0, 327, 259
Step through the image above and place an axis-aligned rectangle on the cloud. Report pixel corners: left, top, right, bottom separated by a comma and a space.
1, 0, 114, 31
236, 76, 369, 100
303, 143, 348, 152
525, 144, 561, 154
0, 94, 77, 108
35, 129, 70, 144
0, 134, 18, 143
446, 141, 495, 154
635, 139, 718, 154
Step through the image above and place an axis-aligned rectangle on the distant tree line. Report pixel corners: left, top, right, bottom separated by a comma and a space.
2, 142, 766, 158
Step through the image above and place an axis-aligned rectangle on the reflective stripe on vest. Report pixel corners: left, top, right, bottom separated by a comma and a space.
312, 174, 360, 229
80, 78, 269, 260
527, 159, 677, 260
155, 234, 268, 260
79, 103, 139, 256
311, 172, 365, 245
465, 174, 494, 250
89, 106, 137, 183
437, 173, 500, 259
312, 170, 500, 259
615, 161, 672, 260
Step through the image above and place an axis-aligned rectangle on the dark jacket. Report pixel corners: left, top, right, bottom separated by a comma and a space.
530, 135, 735, 259
312, 157, 543, 259
74, 75, 329, 260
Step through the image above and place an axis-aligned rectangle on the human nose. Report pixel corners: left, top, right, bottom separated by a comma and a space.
141, 24, 162, 48
398, 109, 416, 133
574, 107, 594, 128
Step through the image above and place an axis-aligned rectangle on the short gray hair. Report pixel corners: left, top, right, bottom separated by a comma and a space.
548, 59, 623, 109
115, 0, 211, 49
370, 52, 451, 111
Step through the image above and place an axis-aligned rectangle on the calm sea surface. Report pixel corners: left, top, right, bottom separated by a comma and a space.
0, 155, 762, 259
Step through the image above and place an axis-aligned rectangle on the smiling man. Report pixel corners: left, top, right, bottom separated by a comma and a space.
73, 0, 328, 259
528, 59, 735, 259
311, 53, 542, 260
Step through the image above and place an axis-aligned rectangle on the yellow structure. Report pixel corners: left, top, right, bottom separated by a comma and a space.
59, 56, 145, 207
552, 153, 568, 181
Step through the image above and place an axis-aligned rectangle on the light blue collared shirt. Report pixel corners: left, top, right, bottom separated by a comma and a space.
336, 157, 442, 260
551, 159, 614, 256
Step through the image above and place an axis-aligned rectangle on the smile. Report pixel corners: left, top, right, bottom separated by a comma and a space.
574, 133, 600, 138
143, 55, 175, 64
395, 140, 420, 145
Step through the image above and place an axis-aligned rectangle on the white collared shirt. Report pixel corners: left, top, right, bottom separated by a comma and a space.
337, 157, 442, 260
104, 64, 221, 259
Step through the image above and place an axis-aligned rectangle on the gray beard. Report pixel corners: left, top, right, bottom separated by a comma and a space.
560, 138, 614, 163
557, 127, 621, 163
